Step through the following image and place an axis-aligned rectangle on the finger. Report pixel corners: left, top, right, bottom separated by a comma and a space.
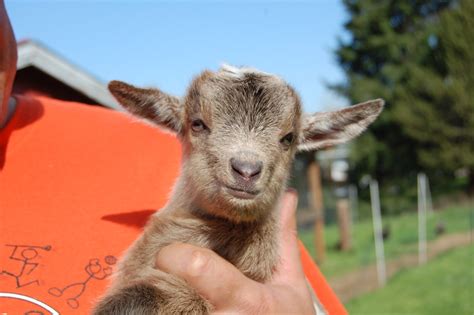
272, 190, 306, 284
156, 243, 265, 310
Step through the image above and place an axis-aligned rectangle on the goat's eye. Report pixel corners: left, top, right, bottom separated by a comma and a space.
280, 132, 295, 147
191, 119, 207, 132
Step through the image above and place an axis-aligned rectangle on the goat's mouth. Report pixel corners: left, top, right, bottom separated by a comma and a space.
223, 185, 260, 200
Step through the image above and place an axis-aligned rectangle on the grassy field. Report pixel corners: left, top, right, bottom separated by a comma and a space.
345, 245, 474, 315
298, 204, 473, 278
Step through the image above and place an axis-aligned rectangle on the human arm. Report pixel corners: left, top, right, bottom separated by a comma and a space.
0, 0, 17, 128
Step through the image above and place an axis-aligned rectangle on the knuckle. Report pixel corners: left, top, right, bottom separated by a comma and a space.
237, 284, 272, 315
188, 249, 213, 277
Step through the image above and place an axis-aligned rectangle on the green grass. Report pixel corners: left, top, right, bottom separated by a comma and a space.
298, 204, 473, 278
345, 245, 474, 315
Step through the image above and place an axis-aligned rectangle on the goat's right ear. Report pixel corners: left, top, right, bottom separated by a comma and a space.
108, 80, 183, 133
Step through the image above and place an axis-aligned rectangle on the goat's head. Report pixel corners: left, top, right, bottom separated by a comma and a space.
109, 65, 383, 222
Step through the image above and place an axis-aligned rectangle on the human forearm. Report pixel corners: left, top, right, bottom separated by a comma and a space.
0, 0, 17, 126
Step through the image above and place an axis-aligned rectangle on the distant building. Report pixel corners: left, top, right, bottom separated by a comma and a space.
291, 146, 350, 227
14, 40, 120, 110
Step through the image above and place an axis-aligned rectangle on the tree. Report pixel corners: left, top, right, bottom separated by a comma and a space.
395, 0, 474, 193
334, 0, 473, 196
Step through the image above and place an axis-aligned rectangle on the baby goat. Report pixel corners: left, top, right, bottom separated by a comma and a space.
93, 65, 383, 314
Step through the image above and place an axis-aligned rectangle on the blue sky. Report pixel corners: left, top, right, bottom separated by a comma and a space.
7, 0, 349, 112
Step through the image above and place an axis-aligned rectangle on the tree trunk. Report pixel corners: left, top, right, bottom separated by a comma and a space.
468, 169, 474, 197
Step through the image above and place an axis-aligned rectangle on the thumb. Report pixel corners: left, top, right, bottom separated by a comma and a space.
272, 189, 306, 284
155, 243, 265, 311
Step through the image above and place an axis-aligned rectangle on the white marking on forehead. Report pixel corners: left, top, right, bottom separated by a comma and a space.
219, 63, 276, 79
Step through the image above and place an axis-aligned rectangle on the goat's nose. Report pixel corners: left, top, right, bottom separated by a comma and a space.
230, 158, 263, 181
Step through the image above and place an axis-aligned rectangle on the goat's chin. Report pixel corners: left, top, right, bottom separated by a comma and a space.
195, 188, 279, 223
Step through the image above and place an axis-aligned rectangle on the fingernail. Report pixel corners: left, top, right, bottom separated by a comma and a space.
285, 189, 299, 206
188, 250, 209, 277
284, 190, 298, 208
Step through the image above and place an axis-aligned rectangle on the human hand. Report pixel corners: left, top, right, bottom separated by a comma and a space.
156, 191, 316, 314
0, 0, 17, 121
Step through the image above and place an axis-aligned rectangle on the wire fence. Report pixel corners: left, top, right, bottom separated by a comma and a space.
294, 166, 473, 304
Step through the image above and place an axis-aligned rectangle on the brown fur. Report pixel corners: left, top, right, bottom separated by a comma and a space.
93, 65, 383, 314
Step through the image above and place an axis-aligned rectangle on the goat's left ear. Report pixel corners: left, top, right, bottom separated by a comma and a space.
297, 99, 384, 151
108, 80, 183, 133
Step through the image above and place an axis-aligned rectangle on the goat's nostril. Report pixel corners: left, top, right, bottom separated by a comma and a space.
230, 158, 263, 180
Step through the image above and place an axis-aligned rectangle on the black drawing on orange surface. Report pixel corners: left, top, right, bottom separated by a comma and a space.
24, 310, 45, 315
48, 256, 117, 309
1, 244, 52, 288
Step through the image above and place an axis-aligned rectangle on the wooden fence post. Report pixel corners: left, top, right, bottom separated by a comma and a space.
418, 173, 428, 265
336, 198, 352, 251
308, 160, 325, 263
370, 179, 386, 287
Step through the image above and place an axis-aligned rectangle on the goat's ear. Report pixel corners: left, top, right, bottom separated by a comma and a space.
108, 80, 183, 133
297, 99, 384, 151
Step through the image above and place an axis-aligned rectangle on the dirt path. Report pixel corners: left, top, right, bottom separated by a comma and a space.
328, 231, 473, 303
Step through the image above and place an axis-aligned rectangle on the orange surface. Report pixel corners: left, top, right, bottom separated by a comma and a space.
0, 95, 345, 314
299, 241, 348, 315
